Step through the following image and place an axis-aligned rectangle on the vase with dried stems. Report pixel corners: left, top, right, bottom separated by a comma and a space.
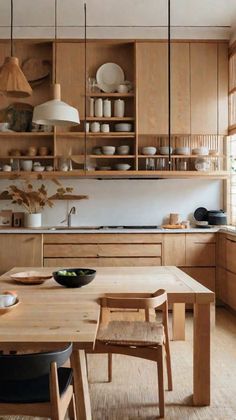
5, 180, 88, 228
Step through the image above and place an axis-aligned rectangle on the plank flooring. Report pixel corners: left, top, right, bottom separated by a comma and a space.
1, 307, 236, 419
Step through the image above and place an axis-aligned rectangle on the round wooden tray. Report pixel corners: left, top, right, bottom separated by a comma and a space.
10, 271, 52, 285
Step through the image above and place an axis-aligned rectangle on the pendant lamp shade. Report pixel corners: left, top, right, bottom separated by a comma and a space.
0, 0, 32, 98
32, 84, 80, 126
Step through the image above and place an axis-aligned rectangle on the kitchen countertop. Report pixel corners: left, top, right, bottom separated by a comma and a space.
0, 227, 222, 234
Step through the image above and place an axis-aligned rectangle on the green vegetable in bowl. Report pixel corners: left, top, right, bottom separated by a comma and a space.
58, 270, 77, 276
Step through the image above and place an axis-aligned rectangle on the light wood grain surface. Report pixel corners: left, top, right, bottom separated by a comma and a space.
0, 266, 214, 411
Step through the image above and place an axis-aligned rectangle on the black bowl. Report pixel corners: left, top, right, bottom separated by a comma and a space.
52, 268, 96, 288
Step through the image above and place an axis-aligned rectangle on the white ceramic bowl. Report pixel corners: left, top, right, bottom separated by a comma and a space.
114, 123, 132, 132
117, 145, 130, 155
175, 147, 190, 155
159, 146, 173, 155
102, 146, 116, 155
192, 147, 209, 156
114, 163, 131, 171
0, 294, 16, 308
141, 146, 157, 155
33, 165, 45, 172
46, 165, 53, 172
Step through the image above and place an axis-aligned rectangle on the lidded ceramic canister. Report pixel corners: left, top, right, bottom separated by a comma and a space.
94, 98, 103, 117
103, 99, 111, 117
114, 99, 125, 117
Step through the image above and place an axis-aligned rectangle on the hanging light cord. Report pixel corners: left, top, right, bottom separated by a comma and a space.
10, 0, 13, 56
84, 2, 87, 171
54, 0, 57, 83
168, 0, 171, 170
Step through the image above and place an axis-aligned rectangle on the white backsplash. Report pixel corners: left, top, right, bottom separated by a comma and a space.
0, 178, 223, 227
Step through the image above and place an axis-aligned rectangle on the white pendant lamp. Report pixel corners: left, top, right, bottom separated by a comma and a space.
32, 0, 80, 126
0, 0, 32, 98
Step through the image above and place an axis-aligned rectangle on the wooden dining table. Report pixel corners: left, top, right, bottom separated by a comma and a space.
0, 266, 214, 419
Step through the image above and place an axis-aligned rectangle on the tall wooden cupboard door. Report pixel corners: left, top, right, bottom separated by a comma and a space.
190, 43, 218, 134
171, 43, 190, 134
136, 42, 168, 134
0, 234, 43, 274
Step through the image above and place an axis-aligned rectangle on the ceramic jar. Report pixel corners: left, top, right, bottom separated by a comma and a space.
94, 98, 103, 117
91, 122, 100, 133
24, 213, 42, 228
103, 99, 111, 117
114, 99, 125, 117
89, 97, 94, 117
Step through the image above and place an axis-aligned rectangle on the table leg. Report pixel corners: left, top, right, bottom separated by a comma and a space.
172, 303, 185, 340
71, 349, 92, 420
193, 303, 211, 406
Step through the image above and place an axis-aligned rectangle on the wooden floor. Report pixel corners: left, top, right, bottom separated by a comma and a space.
1, 307, 236, 419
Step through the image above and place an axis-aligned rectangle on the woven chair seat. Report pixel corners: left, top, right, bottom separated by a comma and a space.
97, 320, 164, 347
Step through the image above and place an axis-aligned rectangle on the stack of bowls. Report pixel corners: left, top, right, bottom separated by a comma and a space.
101, 146, 116, 155
141, 146, 157, 155
117, 145, 130, 155
159, 146, 173, 155
175, 147, 190, 155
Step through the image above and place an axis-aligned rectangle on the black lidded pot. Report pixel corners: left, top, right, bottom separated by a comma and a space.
208, 210, 227, 225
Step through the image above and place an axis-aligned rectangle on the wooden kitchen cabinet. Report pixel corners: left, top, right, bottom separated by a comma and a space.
171, 43, 191, 134
225, 271, 236, 310
0, 234, 43, 274
185, 233, 216, 267
163, 234, 186, 266
190, 43, 218, 134
226, 235, 236, 273
136, 42, 168, 135
43, 233, 163, 267
181, 267, 215, 291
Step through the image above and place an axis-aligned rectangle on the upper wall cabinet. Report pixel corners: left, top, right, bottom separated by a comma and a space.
136, 41, 228, 136
136, 42, 168, 135
171, 42, 191, 134
190, 43, 218, 134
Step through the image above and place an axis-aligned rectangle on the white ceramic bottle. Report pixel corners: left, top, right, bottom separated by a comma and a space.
94, 98, 103, 117
103, 99, 111, 117
89, 97, 94, 117
114, 99, 125, 117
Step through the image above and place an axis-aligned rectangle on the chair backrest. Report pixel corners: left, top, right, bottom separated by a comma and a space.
0, 343, 72, 381
100, 289, 167, 311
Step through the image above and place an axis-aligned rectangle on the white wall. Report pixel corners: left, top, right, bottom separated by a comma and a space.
0, 0, 234, 39
0, 179, 223, 227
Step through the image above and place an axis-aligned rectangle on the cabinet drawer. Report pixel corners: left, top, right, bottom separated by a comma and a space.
97, 244, 161, 257
186, 234, 216, 266
43, 233, 163, 244
44, 258, 99, 267
226, 236, 236, 273
98, 257, 161, 267
44, 244, 98, 258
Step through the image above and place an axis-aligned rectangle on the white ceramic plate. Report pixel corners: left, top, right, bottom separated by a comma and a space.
96, 63, 125, 93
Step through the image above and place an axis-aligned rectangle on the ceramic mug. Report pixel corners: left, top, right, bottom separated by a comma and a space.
117, 84, 129, 94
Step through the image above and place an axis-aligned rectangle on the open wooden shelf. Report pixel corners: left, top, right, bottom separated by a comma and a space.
86, 93, 134, 98
138, 154, 225, 159
89, 155, 135, 159
56, 132, 135, 138
85, 117, 134, 122
0, 132, 53, 137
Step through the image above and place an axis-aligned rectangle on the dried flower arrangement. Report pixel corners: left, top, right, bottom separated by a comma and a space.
5, 180, 88, 214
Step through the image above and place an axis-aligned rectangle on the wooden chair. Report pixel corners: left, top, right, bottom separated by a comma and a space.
94, 289, 172, 418
0, 343, 77, 420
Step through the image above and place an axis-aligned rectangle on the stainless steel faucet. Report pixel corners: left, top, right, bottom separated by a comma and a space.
60, 206, 76, 227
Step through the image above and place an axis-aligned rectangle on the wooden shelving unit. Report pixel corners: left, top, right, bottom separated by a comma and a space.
0, 39, 229, 180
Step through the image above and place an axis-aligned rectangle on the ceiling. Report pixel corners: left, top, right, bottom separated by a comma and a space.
0, 0, 235, 40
